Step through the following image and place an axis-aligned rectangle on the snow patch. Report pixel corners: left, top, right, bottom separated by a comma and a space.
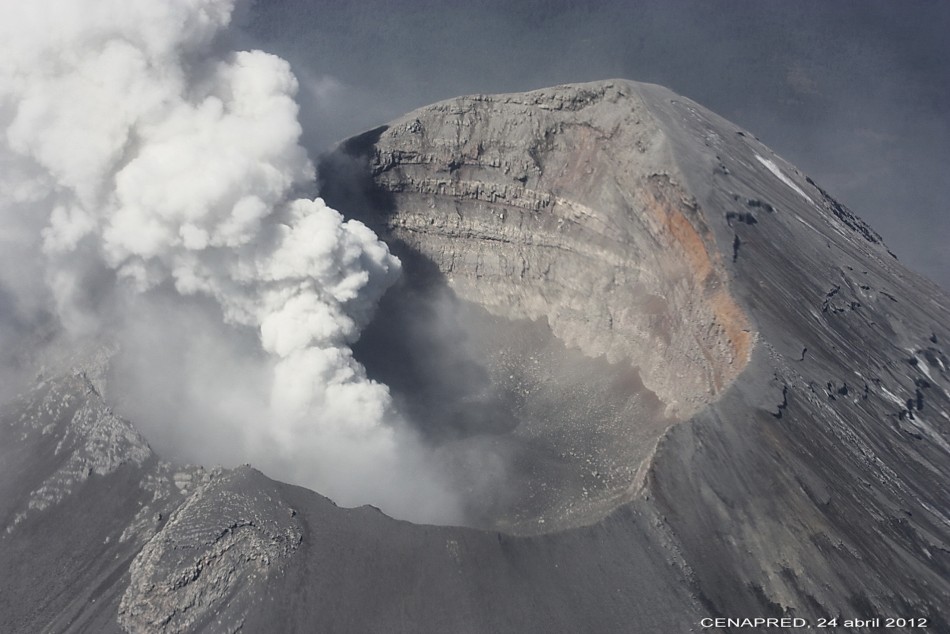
905, 349, 936, 381
795, 215, 820, 234
879, 386, 905, 407
755, 155, 814, 204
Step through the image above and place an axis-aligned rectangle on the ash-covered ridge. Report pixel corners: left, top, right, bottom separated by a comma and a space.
3, 80, 949, 632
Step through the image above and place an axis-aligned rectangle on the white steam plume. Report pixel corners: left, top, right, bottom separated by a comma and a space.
0, 0, 461, 522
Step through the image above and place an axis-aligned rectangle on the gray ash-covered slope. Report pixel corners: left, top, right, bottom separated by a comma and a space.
0, 363, 303, 634
2, 80, 949, 633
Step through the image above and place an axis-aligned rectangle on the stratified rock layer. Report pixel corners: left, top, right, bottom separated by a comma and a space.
1, 80, 948, 633
323, 83, 756, 533
351, 83, 753, 416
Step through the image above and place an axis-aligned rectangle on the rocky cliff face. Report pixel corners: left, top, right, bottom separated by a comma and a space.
341, 84, 753, 416
2, 80, 949, 632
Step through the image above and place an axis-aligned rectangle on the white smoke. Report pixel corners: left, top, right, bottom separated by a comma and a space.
0, 0, 461, 522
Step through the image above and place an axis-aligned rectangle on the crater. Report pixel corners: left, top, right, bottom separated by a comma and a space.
321, 80, 754, 534
350, 246, 673, 534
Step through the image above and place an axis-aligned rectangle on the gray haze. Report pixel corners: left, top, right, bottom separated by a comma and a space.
0, 0, 463, 524
241, 0, 950, 290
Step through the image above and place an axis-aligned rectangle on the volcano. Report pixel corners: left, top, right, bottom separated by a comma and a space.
2, 80, 948, 633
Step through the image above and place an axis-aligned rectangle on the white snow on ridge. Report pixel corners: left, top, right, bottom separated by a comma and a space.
879, 385, 906, 407
755, 155, 814, 204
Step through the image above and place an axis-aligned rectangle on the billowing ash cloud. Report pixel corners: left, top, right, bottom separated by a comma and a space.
0, 0, 461, 522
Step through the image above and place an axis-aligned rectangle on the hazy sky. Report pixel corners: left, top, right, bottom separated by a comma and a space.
242, 0, 950, 290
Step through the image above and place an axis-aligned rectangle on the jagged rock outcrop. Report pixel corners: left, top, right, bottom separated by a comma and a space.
119, 467, 302, 634
2, 371, 151, 535
2, 80, 948, 633
0, 364, 301, 634
322, 83, 759, 533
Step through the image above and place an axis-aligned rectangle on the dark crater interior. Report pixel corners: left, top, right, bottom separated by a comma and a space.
327, 177, 673, 535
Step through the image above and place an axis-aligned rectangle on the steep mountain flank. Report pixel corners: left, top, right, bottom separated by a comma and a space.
324, 79, 950, 624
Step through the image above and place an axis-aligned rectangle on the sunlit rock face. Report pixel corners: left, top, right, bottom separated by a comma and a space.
366, 83, 753, 410
2, 80, 949, 632
321, 81, 754, 533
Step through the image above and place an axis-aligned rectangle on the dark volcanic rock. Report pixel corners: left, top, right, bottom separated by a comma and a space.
118, 467, 302, 633
3, 80, 949, 632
